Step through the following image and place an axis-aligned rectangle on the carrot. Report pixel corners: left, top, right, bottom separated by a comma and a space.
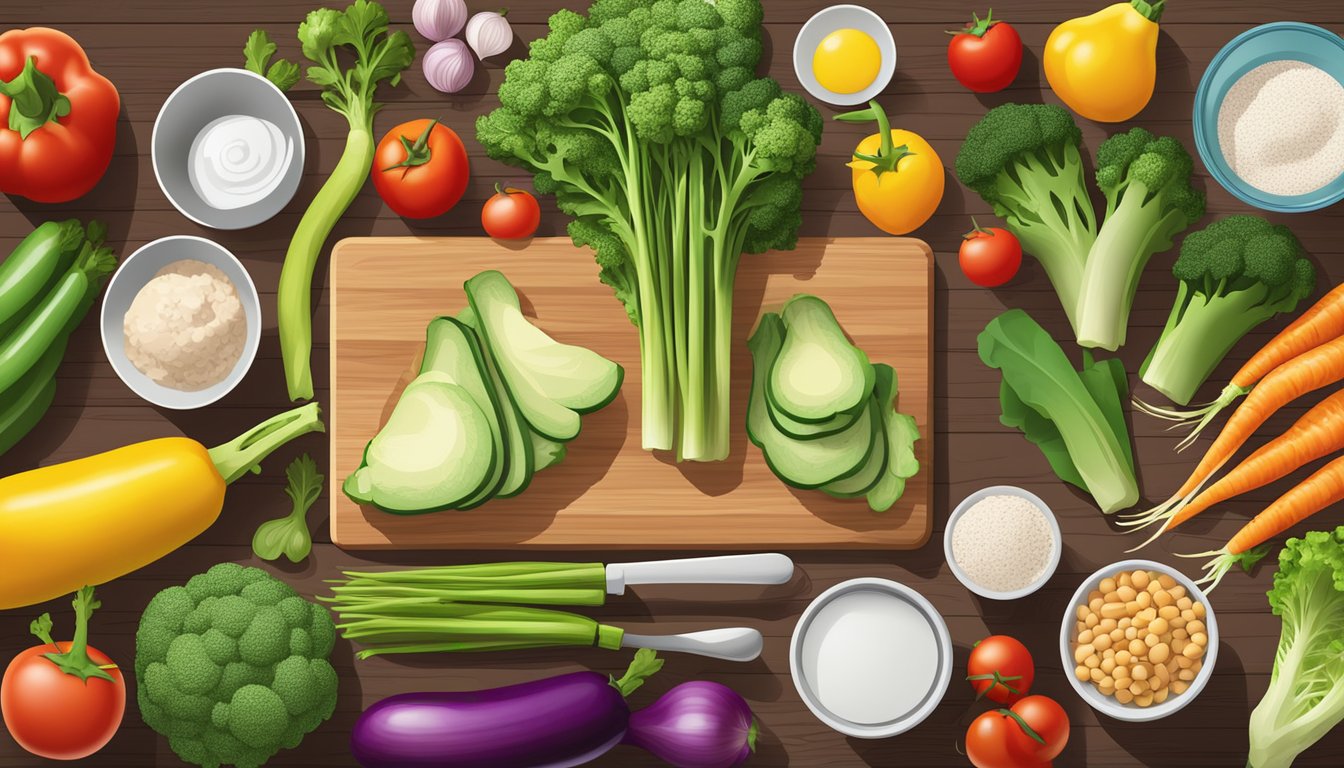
1122, 337, 1344, 527
1185, 454, 1344, 591
1136, 283, 1344, 444
1120, 389, 1344, 543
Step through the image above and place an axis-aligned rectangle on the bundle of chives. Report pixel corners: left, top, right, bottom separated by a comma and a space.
327, 561, 608, 607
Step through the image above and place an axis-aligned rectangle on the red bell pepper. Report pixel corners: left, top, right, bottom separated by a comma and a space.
0, 28, 119, 203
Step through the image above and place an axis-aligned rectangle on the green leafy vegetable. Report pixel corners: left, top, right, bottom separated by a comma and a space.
251, 453, 323, 563
978, 309, 1137, 513
135, 563, 338, 768
1141, 216, 1316, 405
243, 30, 300, 92
276, 0, 414, 401
1248, 527, 1344, 768
476, 0, 823, 461
956, 105, 1204, 351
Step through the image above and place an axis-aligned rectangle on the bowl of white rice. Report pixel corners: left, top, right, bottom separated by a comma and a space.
1193, 22, 1344, 212
944, 486, 1062, 600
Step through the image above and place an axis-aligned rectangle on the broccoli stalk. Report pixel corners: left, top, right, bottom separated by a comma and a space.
1141, 216, 1315, 405
477, 0, 821, 461
1247, 527, 1344, 768
1077, 128, 1205, 351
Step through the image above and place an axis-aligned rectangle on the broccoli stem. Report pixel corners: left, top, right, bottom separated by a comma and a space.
1141, 287, 1275, 406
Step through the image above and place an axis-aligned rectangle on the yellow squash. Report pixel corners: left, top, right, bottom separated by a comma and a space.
1045, 0, 1164, 122
837, 100, 944, 236
0, 403, 322, 609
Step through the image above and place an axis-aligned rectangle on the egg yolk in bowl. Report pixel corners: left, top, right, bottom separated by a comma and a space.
813, 28, 881, 95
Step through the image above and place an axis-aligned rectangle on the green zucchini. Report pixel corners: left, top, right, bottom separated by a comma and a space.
0, 220, 84, 330
457, 307, 535, 498
0, 337, 66, 456
767, 295, 874, 423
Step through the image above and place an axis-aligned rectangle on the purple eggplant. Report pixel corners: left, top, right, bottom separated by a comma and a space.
351, 651, 664, 768
624, 681, 758, 768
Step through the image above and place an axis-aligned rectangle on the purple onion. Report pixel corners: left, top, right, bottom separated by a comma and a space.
624, 681, 757, 768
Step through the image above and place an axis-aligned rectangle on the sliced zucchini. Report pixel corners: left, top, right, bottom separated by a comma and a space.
420, 317, 508, 508
767, 394, 862, 439
458, 307, 535, 498
343, 376, 496, 514
768, 295, 874, 423
530, 432, 567, 472
866, 364, 921, 513
821, 405, 888, 497
747, 313, 875, 489
466, 270, 622, 416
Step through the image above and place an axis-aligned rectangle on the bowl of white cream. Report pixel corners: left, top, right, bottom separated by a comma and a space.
101, 236, 261, 409
790, 578, 952, 739
153, 68, 304, 229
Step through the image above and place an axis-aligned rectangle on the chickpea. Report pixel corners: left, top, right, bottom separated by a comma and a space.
1171, 680, 1189, 695
1137, 591, 1153, 609
1079, 629, 1094, 645
1158, 604, 1180, 620
1149, 643, 1171, 664
1190, 660, 1203, 676
1184, 642, 1205, 660
1155, 590, 1174, 608
1153, 688, 1169, 704
1110, 628, 1125, 643
1091, 667, 1106, 683
1116, 650, 1132, 666
1178, 668, 1196, 682
1118, 585, 1137, 602
1128, 638, 1146, 656
1100, 577, 1117, 593
1076, 665, 1091, 681
1125, 600, 1143, 616
1101, 657, 1117, 674
1125, 627, 1139, 641
1169, 585, 1187, 601
1176, 654, 1193, 669
1131, 663, 1149, 681
1085, 656, 1101, 669
1177, 596, 1193, 611
1191, 632, 1208, 647
1171, 617, 1187, 631
1075, 644, 1095, 663
1173, 628, 1188, 640
1099, 680, 1116, 696
1077, 605, 1090, 621
1103, 648, 1115, 660
1172, 637, 1188, 654
1193, 602, 1207, 619
1158, 574, 1177, 590
1101, 603, 1128, 620
1145, 633, 1161, 649
1132, 613, 1150, 629
1119, 617, 1132, 630
1187, 619, 1206, 636
1181, 608, 1198, 624
1085, 614, 1099, 628
1132, 570, 1150, 590
1089, 589, 1105, 603
1130, 680, 1148, 695
1115, 688, 1135, 704
1093, 633, 1113, 652
1148, 617, 1169, 635
1099, 618, 1118, 633
1104, 591, 1124, 604
1146, 580, 1163, 597
1135, 692, 1154, 708
1118, 572, 1133, 588
1092, 596, 1108, 611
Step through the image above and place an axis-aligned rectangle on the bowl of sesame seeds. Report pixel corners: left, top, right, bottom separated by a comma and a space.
944, 486, 1062, 600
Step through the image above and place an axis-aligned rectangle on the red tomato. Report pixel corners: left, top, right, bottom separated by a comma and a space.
1, 641, 125, 760
482, 185, 541, 240
947, 10, 1023, 93
958, 219, 1022, 287
967, 635, 1035, 704
965, 695, 1070, 768
372, 118, 469, 219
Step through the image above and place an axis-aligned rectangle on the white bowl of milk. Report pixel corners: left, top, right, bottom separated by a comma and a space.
790, 578, 953, 738
153, 68, 304, 230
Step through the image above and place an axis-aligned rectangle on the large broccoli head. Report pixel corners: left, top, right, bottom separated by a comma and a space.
135, 563, 338, 768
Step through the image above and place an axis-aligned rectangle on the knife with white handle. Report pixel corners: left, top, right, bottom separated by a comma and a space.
605, 553, 795, 595
620, 627, 764, 662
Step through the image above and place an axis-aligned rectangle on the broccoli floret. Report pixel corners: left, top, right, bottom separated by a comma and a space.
955, 104, 1097, 331
476, 0, 820, 462
136, 563, 338, 768
1078, 127, 1206, 350
1141, 216, 1314, 405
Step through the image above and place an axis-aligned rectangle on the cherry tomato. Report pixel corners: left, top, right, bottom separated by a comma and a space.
1, 641, 125, 760
958, 219, 1022, 287
482, 185, 541, 240
947, 10, 1023, 93
372, 118, 470, 219
967, 635, 1035, 704
965, 695, 1070, 768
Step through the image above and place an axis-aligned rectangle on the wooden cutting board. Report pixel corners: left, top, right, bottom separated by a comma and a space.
330, 237, 932, 549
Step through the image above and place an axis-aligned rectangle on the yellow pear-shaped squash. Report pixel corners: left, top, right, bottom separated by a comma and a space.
1045, 0, 1164, 123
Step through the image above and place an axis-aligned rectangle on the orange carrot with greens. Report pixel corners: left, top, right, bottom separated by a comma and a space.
1123, 390, 1344, 543
1137, 283, 1344, 446
1123, 336, 1344, 524
1184, 454, 1344, 591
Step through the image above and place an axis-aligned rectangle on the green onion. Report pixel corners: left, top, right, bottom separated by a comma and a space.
326, 561, 608, 607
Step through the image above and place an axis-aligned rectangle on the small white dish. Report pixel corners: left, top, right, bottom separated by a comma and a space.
792, 5, 896, 107
1060, 559, 1219, 722
152, 68, 304, 230
790, 577, 952, 738
101, 236, 261, 410
945, 485, 1062, 600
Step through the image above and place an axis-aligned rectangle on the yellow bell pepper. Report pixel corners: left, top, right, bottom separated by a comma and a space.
0, 403, 323, 609
1045, 0, 1164, 123
837, 101, 944, 236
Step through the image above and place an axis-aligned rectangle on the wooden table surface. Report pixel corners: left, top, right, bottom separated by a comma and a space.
3, 1, 1344, 765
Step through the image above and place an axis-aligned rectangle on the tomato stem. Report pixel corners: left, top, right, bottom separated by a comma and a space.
963, 217, 996, 240
967, 669, 1024, 698
383, 119, 440, 174
36, 586, 116, 683
997, 708, 1046, 744
946, 9, 998, 38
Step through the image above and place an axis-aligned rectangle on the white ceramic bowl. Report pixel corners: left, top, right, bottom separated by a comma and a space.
945, 485, 1062, 600
152, 68, 304, 230
790, 577, 953, 738
100, 236, 262, 410
1060, 559, 1219, 722
792, 5, 896, 107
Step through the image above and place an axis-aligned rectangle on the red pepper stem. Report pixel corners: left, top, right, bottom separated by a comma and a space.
0, 56, 72, 140
997, 708, 1046, 744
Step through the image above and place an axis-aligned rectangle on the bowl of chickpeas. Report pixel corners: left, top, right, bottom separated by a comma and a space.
1060, 560, 1217, 722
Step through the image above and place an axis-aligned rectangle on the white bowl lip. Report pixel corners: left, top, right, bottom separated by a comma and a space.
944, 485, 1063, 601
100, 235, 262, 410
151, 67, 305, 230
792, 4, 897, 107
1059, 558, 1219, 722
789, 576, 953, 739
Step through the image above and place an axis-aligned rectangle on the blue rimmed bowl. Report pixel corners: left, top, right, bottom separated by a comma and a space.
1193, 22, 1344, 213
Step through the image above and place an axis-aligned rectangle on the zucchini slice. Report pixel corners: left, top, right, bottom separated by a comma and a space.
768, 295, 874, 423
866, 364, 921, 513
458, 307, 535, 498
